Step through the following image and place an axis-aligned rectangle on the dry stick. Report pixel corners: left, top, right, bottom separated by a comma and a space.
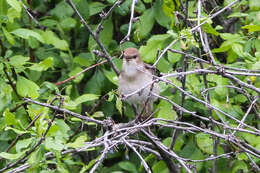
96, 0, 122, 34
197, 2, 217, 172
19, 0, 46, 30
89, 131, 116, 173
120, 0, 136, 45
4, 112, 44, 153
169, 0, 189, 149
7, 141, 105, 173
169, 56, 187, 149
123, 138, 152, 173
153, 121, 260, 159
124, 68, 260, 133
152, 95, 260, 136
0, 97, 63, 172
231, 96, 259, 136
159, 77, 260, 134
168, 49, 260, 73
152, 0, 240, 67
142, 129, 193, 173
24, 98, 104, 125
56, 59, 108, 85
245, 152, 260, 172
65, 0, 119, 76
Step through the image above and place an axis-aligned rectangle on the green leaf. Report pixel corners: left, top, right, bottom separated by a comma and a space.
2, 27, 14, 45
0, 151, 24, 160
135, 8, 155, 40
29, 57, 53, 71
139, 34, 170, 63
45, 137, 65, 151
42, 30, 69, 51
11, 28, 44, 43
118, 161, 138, 173
232, 161, 248, 173
9, 55, 29, 67
4, 108, 17, 126
5, 127, 27, 134
154, 0, 171, 27
16, 138, 33, 152
60, 17, 76, 30
162, 0, 175, 18
50, 1, 74, 19
242, 25, 260, 32
74, 94, 99, 105
92, 111, 104, 118
228, 12, 249, 18
0, 0, 8, 15
68, 67, 84, 83
73, 0, 89, 20
103, 69, 118, 86
89, 2, 106, 16
73, 52, 95, 67
116, 97, 122, 115
249, 0, 260, 11
67, 135, 87, 148
157, 100, 177, 123
196, 133, 213, 154
7, 0, 21, 12
152, 161, 168, 173
16, 76, 40, 99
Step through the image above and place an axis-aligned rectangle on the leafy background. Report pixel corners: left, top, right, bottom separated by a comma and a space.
0, 0, 260, 172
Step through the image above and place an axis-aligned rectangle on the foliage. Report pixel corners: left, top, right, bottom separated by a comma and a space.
0, 0, 260, 172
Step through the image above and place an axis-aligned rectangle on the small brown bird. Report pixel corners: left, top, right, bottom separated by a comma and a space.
118, 48, 160, 119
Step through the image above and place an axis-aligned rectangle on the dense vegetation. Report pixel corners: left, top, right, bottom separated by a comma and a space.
0, 0, 260, 172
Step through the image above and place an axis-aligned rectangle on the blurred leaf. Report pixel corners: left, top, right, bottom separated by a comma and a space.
196, 133, 213, 154
0, 151, 25, 160
118, 161, 138, 173
228, 12, 249, 18
249, 0, 260, 11
135, 8, 155, 40
152, 161, 168, 173
242, 24, 260, 32
74, 94, 99, 105
154, 0, 171, 27
11, 28, 44, 43
68, 67, 84, 83
2, 27, 14, 45
72, 0, 89, 20
50, 1, 74, 19
4, 109, 18, 126
5, 127, 27, 134
140, 34, 170, 63
45, 137, 65, 151
67, 135, 87, 148
89, 2, 106, 16
7, 0, 21, 12
16, 138, 33, 152
162, 0, 175, 18
157, 100, 177, 122
42, 30, 69, 51
92, 111, 104, 118
232, 161, 248, 173
116, 97, 122, 115
17, 76, 40, 99
9, 55, 29, 67
29, 57, 53, 71
73, 53, 95, 67
60, 17, 76, 30
103, 69, 118, 86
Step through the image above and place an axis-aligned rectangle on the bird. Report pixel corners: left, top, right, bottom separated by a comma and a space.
118, 48, 160, 119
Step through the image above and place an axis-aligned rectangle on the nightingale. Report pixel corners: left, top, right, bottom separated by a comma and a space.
118, 48, 160, 119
